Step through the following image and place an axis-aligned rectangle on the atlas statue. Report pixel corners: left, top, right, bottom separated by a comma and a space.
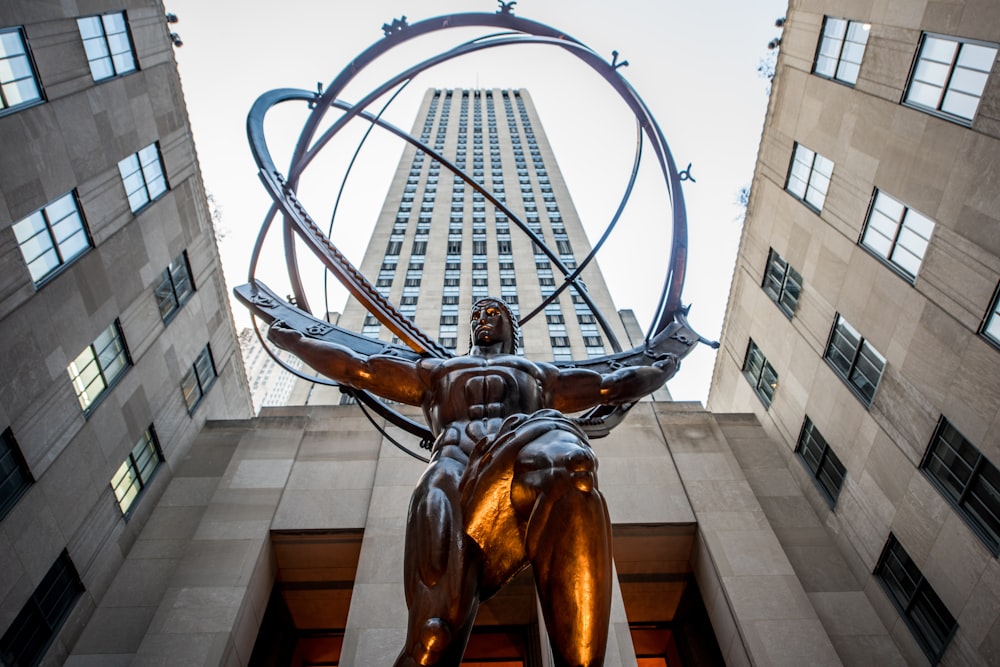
269, 298, 679, 666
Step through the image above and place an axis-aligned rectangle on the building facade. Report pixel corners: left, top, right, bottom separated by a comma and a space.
0, 1, 252, 664
239, 327, 303, 413
709, 1, 1000, 664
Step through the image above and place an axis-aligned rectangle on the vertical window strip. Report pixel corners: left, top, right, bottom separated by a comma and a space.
12, 192, 90, 284
861, 190, 935, 280
0, 27, 43, 111
111, 427, 162, 515
77, 12, 137, 81
67, 321, 130, 412
905, 34, 998, 123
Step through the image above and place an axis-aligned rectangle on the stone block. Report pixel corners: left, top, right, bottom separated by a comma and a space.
784, 545, 862, 593
722, 574, 816, 621
101, 557, 178, 608
743, 618, 841, 667
272, 488, 372, 530
70, 606, 156, 654
226, 459, 293, 489
807, 591, 888, 636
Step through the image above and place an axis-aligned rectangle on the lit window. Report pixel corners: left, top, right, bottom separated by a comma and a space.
68, 321, 130, 412
77, 12, 137, 81
813, 17, 870, 85
181, 345, 216, 413
552, 347, 572, 362
786, 143, 833, 212
12, 191, 90, 284
111, 427, 162, 515
874, 534, 957, 663
0, 27, 43, 113
905, 33, 997, 123
118, 143, 167, 212
761, 248, 803, 317
982, 282, 1000, 349
824, 315, 884, 407
861, 190, 935, 280
155, 251, 194, 322
920, 417, 1000, 554
742, 339, 777, 408
795, 417, 846, 506
0, 551, 83, 667
0, 427, 32, 520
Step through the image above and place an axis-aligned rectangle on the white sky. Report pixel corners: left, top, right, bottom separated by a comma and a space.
165, 0, 787, 402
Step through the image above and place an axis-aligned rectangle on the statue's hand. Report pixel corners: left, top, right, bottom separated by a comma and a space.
652, 352, 679, 377
268, 320, 302, 351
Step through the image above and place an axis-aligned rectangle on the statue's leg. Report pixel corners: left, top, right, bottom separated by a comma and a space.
395, 456, 480, 667
513, 430, 612, 667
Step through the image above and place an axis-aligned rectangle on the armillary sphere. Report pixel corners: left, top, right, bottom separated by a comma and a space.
233, 4, 716, 462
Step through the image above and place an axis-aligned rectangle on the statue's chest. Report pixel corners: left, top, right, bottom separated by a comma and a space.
464, 374, 514, 419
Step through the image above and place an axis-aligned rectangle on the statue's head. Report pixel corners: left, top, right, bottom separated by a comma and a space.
469, 297, 521, 354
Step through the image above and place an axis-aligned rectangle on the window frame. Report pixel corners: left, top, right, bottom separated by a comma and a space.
823, 314, 885, 408
111, 426, 163, 517
68, 320, 131, 415
0, 427, 33, 521
812, 16, 871, 86
919, 417, 1000, 555
155, 251, 195, 323
979, 281, 1000, 351
761, 248, 803, 318
182, 344, 217, 414
903, 32, 999, 125
0, 26, 45, 115
118, 142, 168, 213
11, 190, 92, 287
860, 189, 935, 282
794, 417, 847, 507
742, 339, 778, 408
785, 143, 834, 213
77, 11, 138, 82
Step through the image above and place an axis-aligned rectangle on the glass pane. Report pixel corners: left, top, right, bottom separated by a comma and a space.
88, 57, 114, 81
12, 211, 48, 244
941, 89, 980, 120
181, 370, 201, 409
102, 12, 127, 35
824, 18, 847, 39
846, 21, 870, 45
82, 36, 110, 62
948, 67, 989, 96
836, 61, 860, 84
914, 59, 951, 86
957, 43, 997, 72
76, 17, 104, 40
907, 80, 943, 108
921, 36, 958, 65
111, 51, 136, 75
118, 153, 140, 179
27, 249, 60, 282
873, 191, 904, 220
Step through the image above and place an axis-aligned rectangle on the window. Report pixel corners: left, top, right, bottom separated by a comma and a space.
111, 427, 162, 515
795, 418, 846, 506
0, 27, 43, 113
742, 340, 777, 408
181, 345, 216, 413
118, 143, 167, 212
0, 428, 32, 520
813, 17, 870, 85
155, 251, 194, 322
12, 192, 90, 285
982, 282, 1000, 349
920, 418, 1000, 554
77, 12, 137, 81
762, 248, 803, 317
905, 33, 997, 123
861, 190, 935, 280
0, 551, 83, 667
68, 320, 130, 412
874, 534, 957, 663
824, 315, 885, 407
786, 143, 833, 212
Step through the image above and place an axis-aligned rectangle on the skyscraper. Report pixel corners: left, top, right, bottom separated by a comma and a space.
709, 2, 1000, 663
0, 1, 251, 663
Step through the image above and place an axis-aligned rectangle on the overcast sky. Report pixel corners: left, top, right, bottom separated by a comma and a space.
165, 0, 787, 402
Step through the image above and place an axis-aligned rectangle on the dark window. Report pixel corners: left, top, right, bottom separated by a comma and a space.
0, 551, 83, 667
111, 426, 162, 515
813, 16, 870, 85
920, 418, 1000, 555
742, 339, 777, 408
155, 251, 194, 322
550, 336, 569, 347
762, 248, 802, 317
412, 241, 427, 255
824, 315, 884, 407
385, 241, 401, 256
118, 143, 167, 213
861, 190, 935, 281
77, 12, 137, 81
68, 320, 130, 413
556, 240, 573, 255
12, 191, 91, 285
447, 241, 461, 254
795, 418, 846, 506
786, 143, 833, 212
0, 27, 44, 113
0, 428, 32, 520
905, 33, 998, 124
874, 534, 957, 663
181, 345, 216, 413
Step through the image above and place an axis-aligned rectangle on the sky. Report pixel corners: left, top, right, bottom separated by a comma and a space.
165, 0, 787, 402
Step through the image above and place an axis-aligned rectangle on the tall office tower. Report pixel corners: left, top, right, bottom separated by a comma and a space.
291, 88, 639, 405
0, 1, 251, 663
239, 327, 303, 413
710, 2, 1000, 664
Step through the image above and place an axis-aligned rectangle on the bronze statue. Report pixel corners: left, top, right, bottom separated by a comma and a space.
269, 297, 678, 666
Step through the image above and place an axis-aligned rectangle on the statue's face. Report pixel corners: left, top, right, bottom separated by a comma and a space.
471, 300, 511, 349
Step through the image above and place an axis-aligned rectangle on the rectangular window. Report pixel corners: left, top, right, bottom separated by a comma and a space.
795, 417, 846, 506
0, 428, 32, 521
155, 251, 194, 322
181, 345, 216, 413
77, 12, 137, 81
982, 282, 1000, 349
761, 248, 803, 317
68, 320, 130, 413
813, 17, 870, 85
920, 418, 1000, 554
0, 551, 83, 667
824, 315, 885, 407
861, 190, 935, 281
786, 143, 833, 212
0, 27, 43, 113
12, 191, 91, 285
742, 339, 777, 408
118, 143, 167, 212
905, 33, 998, 123
874, 534, 957, 663
111, 427, 162, 515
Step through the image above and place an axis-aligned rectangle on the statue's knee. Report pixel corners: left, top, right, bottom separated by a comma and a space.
562, 446, 597, 492
413, 617, 452, 666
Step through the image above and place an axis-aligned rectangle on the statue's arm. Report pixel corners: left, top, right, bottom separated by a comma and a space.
548, 354, 678, 413
268, 321, 428, 405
